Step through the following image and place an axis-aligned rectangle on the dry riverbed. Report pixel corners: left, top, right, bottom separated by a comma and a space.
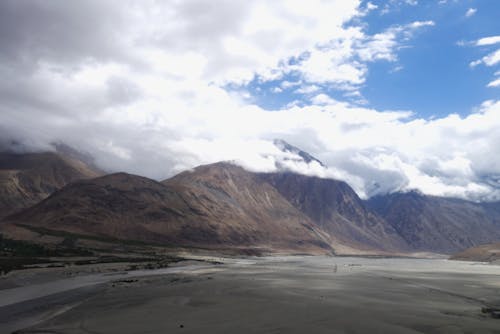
1, 256, 500, 333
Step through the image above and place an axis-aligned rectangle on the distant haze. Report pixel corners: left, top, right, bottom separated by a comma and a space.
0, 1, 499, 201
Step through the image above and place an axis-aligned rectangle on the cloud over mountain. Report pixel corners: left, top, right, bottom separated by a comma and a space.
0, 0, 498, 202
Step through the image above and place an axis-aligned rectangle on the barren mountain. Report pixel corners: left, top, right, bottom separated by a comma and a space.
366, 191, 500, 254
259, 172, 409, 252
5, 163, 331, 254
450, 242, 500, 263
273, 139, 325, 167
0, 150, 102, 218
5, 173, 197, 244
162, 162, 331, 253
4, 142, 499, 256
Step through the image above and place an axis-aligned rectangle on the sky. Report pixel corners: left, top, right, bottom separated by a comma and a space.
0, 0, 499, 201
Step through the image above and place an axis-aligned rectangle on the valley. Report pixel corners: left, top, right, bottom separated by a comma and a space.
1, 256, 499, 333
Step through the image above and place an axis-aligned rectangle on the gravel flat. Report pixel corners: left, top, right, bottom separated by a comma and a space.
2, 256, 500, 334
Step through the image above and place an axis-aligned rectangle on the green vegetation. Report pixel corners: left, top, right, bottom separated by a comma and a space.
0, 234, 59, 257
0, 234, 93, 275
0, 257, 52, 275
15, 223, 208, 250
0, 233, 93, 257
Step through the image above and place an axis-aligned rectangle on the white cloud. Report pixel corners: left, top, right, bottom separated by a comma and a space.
0, 1, 498, 202
408, 21, 435, 29
470, 35, 500, 86
280, 80, 302, 89
3, 64, 499, 201
286, 21, 434, 90
390, 65, 404, 73
487, 78, 500, 88
459, 36, 500, 48
380, 0, 419, 14
438, 0, 459, 4
476, 36, 500, 46
470, 49, 500, 67
482, 49, 500, 66
465, 8, 477, 18
469, 59, 482, 67
310, 94, 337, 105
295, 85, 321, 94
364, 2, 378, 12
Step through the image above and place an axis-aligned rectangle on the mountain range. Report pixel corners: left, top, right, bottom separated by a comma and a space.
0, 146, 102, 219
366, 191, 500, 253
1, 140, 499, 256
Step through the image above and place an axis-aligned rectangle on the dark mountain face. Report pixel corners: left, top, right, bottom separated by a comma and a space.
6, 164, 332, 254
366, 191, 500, 254
0, 151, 102, 218
259, 172, 409, 252
480, 201, 500, 226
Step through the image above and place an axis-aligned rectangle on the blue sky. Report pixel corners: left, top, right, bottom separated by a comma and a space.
363, 0, 499, 117
0, 0, 499, 201
244, 0, 499, 118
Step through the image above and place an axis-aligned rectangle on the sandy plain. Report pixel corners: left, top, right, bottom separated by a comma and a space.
1, 256, 500, 334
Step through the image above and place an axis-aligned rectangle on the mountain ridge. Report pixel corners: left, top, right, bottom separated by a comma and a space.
0, 150, 102, 218
4, 163, 333, 254
258, 172, 409, 252
366, 191, 500, 253
1, 141, 500, 256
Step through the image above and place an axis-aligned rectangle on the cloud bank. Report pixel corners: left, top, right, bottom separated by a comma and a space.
0, 0, 499, 201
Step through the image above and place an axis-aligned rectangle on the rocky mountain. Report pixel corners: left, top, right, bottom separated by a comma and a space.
3, 141, 499, 256
4, 163, 332, 254
5, 173, 196, 245
366, 191, 500, 254
258, 172, 409, 252
162, 162, 331, 253
0, 150, 102, 218
273, 139, 325, 167
450, 242, 500, 263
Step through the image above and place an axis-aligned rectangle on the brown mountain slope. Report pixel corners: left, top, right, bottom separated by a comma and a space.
5, 164, 331, 254
5, 173, 192, 245
0, 151, 102, 218
258, 172, 409, 252
162, 162, 331, 253
450, 242, 500, 263
366, 192, 500, 254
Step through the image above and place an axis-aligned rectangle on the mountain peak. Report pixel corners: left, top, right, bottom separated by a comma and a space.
0, 149, 103, 218
273, 139, 325, 167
